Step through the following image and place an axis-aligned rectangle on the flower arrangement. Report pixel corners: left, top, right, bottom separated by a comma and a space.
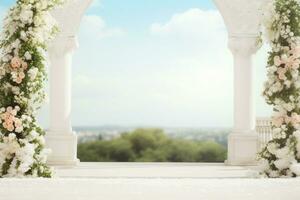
0, 0, 64, 177
259, 0, 300, 178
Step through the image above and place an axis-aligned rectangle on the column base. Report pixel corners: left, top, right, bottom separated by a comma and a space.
45, 131, 79, 167
226, 131, 258, 166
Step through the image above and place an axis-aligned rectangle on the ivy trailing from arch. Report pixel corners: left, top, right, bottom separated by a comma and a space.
259, 0, 300, 178
0, 0, 64, 177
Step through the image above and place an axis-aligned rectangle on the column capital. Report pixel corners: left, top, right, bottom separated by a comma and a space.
228, 36, 261, 56
49, 35, 79, 57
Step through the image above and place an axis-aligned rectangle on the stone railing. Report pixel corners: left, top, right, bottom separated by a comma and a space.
256, 118, 272, 150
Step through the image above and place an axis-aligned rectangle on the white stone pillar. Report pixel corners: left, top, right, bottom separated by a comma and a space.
45, 35, 79, 166
226, 36, 260, 165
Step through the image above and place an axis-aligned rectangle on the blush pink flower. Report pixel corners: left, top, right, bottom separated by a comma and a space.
6, 119, 13, 127
21, 61, 28, 69
272, 116, 284, 127
19, 72, 25, 79
7, 125, 14, 132
291, 45, 300, 58
290, 59, 300, 70
3, 121, 14, 132
277, 68, 287, 80
16, 77, 22, 84
10, 57, 22, 69
6, 107, 13, 112
5, 115, 14, 122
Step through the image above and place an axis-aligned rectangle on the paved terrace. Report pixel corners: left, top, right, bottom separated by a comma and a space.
1, 163, 300, 200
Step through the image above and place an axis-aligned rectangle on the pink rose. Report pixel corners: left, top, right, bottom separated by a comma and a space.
277, 68, 287, 80
15, 77, 22, 84
3, 121, 14, 132
291, 59, 300, 70
10, 57, 22, 69
291, 45, 300, 58
21, 61, 28, 69
6, 115, 14, 122
272, 117, 284, 127
19, 72, 25, 79
7, 125, 14, 132
6, 120, 13, 127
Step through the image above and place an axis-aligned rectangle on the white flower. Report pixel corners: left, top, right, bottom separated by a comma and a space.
290, 163, 300, 176
284, 80, 291, 88
258, 159, 270, 172
267, 142, 278, 154
0, 67, 6, 77
15, 126, 23, 133
19, 5, 34, 24
37, 136, 45, 145
269, 170, 279, 178
274, 158, 291, 170
24, 51, 32, 60
20, 31, 27, 41
275, 147, 290, 159
293, 131, 300, 158
11, 39, 20, 50
11, 86, 20, 95
283, 103, 294, 112
28, 67, 38, 80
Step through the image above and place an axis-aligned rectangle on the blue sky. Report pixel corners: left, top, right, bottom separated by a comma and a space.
87, 0, 215, 29
0, 0, 271, 128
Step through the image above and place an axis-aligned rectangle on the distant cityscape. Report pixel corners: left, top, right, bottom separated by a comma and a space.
74, 126, 231, 147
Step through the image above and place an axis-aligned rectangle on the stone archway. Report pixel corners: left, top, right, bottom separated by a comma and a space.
46, 0, 266, 166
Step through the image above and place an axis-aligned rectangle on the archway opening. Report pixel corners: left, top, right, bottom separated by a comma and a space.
72, 0, 231, 163
44, 0, 266, 166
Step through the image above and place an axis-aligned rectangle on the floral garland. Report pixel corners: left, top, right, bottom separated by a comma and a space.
0, 0, 64, 177
259, 0, 300, 178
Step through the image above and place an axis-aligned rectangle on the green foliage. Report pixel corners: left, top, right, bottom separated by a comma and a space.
78, 128, 227, 162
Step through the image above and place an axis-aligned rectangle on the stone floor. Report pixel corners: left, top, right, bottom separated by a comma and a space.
1, 163, 300, 200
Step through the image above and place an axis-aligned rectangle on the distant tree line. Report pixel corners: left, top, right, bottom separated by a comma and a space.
78, 128, 227, 162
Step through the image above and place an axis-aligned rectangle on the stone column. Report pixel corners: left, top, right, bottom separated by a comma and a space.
226, 36, 260, 165
45, 35, 79, 166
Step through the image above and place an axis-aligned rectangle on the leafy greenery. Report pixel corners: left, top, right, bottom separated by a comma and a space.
78, 128, 227, 162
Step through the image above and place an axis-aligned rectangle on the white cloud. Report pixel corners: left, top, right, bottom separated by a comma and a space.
148, 8, 229, 72
80, 15, 124, 40
150, 8, 225, 38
